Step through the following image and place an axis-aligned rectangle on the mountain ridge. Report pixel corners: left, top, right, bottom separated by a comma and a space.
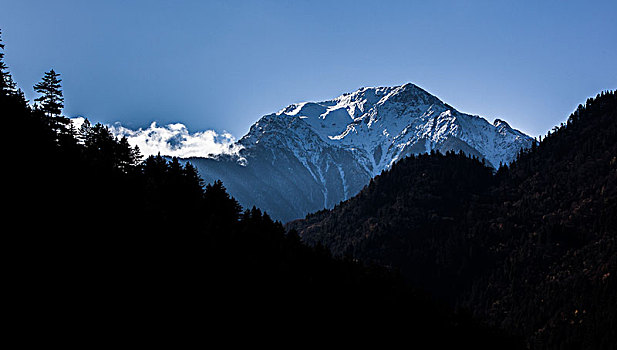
190, 83, 533, 221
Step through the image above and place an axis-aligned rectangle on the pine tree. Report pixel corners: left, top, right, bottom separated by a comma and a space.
130, 145, 142, 166
0, 29, 18, 96
117, 137, 135, 173
0, 29, 9, 92
204, 180, 242, 230
78, 118, 92, 144
183, 163, 203, 190
34, 69, 64, 117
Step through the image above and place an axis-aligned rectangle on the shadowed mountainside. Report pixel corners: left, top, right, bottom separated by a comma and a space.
289, 90, 617, 349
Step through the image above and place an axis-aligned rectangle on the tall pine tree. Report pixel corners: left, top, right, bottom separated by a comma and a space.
0, 29, 18, 96
34, 69, 64, 117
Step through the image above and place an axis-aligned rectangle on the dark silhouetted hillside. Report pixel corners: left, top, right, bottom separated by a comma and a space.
290, 91, 617, 349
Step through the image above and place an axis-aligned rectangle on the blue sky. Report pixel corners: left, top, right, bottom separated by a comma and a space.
1, 0, 616, 137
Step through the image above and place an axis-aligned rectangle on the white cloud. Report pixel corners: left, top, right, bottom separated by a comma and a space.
71, 118, 243, 158
71, 116, 86, 130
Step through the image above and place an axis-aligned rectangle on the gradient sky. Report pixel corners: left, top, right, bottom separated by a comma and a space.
1, 0, 615, 138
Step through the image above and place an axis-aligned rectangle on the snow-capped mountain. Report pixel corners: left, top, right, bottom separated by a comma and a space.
189, 83, 532, 222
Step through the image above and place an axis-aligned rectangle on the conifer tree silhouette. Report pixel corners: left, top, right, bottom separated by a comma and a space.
0, 29, 18, 95
34, 69, 64, 117
0, 29, 8, 92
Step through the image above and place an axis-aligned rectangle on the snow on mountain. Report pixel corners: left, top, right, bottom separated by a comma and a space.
242, 83, 530, 174
189, 83, 533, 221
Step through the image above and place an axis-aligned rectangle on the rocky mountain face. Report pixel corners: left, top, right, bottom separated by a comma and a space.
190, 83, 532, 221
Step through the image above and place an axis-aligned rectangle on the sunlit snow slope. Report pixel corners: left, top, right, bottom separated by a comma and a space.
189, 83, 532, 221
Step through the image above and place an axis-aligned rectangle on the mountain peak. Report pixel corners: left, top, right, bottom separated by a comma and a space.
193, 83, 533, 221
252, 83, 532, 174
493, 118, 510, 127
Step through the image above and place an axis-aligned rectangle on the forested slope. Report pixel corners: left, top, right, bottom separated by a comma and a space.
291, 91, 617, 349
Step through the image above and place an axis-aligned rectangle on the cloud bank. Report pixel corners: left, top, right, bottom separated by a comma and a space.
71, 118, 243, 159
